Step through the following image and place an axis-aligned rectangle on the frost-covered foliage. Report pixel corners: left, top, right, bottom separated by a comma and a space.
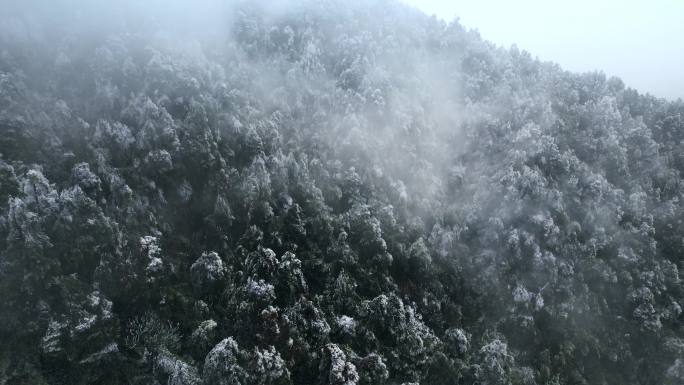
0, 0, 683, 384
125, 311, 182, 353
203, 338, 248, 385
203, 337, 291, 385
319, 343, 359, 385
191, 251, 227, 290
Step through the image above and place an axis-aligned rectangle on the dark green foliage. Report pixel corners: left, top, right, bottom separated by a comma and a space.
0, 0, 682, 384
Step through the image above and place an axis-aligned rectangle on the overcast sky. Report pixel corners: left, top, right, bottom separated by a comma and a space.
402, 0, 683, 100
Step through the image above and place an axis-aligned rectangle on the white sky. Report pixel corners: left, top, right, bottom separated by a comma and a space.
402, 0, 684, 100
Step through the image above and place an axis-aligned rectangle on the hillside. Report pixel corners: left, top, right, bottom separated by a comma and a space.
0, 1, 683, 384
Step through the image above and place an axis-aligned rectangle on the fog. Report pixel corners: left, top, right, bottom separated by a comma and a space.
1, 1, 683, 384
403, 0, 684, 100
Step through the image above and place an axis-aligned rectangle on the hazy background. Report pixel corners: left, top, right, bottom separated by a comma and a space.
402, 0, 684, 100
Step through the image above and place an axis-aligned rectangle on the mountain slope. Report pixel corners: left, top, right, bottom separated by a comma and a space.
0, 1, 682, 384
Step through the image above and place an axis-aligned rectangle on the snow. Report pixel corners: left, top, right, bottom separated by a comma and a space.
246, 277, 275, 300
191, 319, 218, 341
141, 236, 164, 276
191, 251, 226, 288
321, 344, 359, 385
42, 320, 65, 354
74, 314, 97, 333
79, 342, 119, 364
336, 315, 357, 334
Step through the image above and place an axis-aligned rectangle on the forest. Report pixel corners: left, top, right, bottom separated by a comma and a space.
0, 0, 683, 384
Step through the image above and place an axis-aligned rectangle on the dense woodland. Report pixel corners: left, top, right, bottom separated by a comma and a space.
0, 1, 683, 384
